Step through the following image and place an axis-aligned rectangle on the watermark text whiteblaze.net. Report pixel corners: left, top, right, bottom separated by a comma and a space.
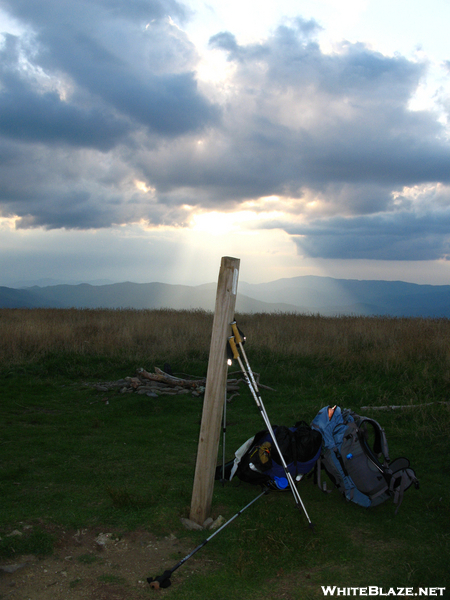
321, 587, 446, 597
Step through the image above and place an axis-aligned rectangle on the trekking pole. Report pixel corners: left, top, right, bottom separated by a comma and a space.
147, 488, 269, 589
228, 333, 314, 529
230, 322, 276, 408
230, 320, 260, 398
221, 380, 227, 485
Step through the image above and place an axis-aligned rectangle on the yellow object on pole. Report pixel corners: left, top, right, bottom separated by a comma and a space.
189, 256, 240, 525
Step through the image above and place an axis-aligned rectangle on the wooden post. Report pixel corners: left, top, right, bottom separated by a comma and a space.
189, 256, 240, 525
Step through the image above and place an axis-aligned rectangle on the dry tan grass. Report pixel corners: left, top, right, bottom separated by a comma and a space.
1, 308, 450, 373
0, 308, 213, 365
239, 312, 450, 369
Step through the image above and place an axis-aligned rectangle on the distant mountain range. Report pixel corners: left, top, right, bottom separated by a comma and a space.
1, 276, 450, 317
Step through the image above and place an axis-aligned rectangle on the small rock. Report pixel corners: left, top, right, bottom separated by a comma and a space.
0, 563, 27, 573
95, 385, 109, 392
202, 517, 214, 529
180, 518, 203, 531
6, 530, 23, 537
209, 515, 226, 530
95, 533, 112, 548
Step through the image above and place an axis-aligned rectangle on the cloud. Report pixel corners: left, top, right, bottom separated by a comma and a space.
0, 2, 449, 266
0, 0, 220, 228
0, 0, 218, 138
203, 19, 448, 193
261, 183, 450, 261
0, 35, 131, 150
289, 211, 450, 261
144, 17, 449, 203
209, 16, 322, 62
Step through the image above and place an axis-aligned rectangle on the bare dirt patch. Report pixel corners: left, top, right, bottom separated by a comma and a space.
0, 527, 198, 599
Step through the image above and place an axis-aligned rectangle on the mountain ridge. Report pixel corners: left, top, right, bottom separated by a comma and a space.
1, 276, 450, 317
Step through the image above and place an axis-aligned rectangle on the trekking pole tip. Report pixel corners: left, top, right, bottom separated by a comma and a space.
147, 570, 172, 589
308, 522, 315, 533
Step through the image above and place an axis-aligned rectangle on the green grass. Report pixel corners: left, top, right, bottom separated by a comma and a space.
0, 526, 55, 558
1, 316, 450, 598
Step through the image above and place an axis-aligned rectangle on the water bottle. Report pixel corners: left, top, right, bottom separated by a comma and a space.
273, 476, 289, 490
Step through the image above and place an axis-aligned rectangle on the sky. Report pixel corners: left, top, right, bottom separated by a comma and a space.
1, 0, 450, 288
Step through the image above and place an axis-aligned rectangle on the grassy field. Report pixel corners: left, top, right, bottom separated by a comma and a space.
1, 308, 449, 598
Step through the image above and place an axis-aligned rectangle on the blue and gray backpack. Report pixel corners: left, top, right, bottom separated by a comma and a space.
311, 406, 419, 512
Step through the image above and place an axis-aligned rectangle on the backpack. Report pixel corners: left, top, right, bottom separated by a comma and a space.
311, 406, 419, 512
216, 421, 322, 490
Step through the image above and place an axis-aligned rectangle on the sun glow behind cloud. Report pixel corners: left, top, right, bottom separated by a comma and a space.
134, 180, 156, 194
0, 215, 19, 230
190, 209, 265, 235
189, 197, 295, 235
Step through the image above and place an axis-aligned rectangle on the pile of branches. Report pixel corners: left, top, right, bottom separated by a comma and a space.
92, 367, 246, 399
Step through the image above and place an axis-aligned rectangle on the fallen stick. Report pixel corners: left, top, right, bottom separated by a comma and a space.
361, 401, 450, 411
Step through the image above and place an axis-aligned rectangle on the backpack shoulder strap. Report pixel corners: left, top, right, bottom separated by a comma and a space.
357, 416, 390, 464
314, 455, 332, 494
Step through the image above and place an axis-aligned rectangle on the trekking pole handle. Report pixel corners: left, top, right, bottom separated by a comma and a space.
230, 321, 243, 345
228, 336, 239, 360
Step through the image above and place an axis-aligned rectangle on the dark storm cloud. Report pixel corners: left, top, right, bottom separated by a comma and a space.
0, 0, 219, 228
0, 36, 130, 149
32, 21, 218, 137
0, 0, 218, 138
0, 0, 188, 22
268, 209, 450, 261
